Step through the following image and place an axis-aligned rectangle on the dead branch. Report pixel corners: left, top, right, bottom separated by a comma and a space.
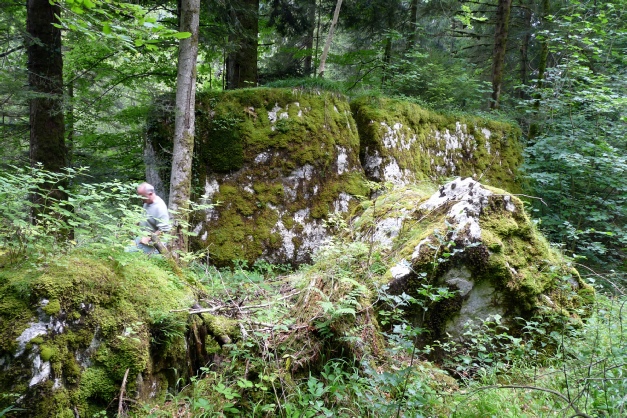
117, 368, 130, 417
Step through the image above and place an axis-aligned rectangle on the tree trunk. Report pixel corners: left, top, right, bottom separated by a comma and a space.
535, 0, 550, 98
529, 0, 550, 138
381, 4, 397, 86
490, 0, 513, 109
303, 0, 316, 77
169, 0, 200, 252
314, 0, 322, 71
407, 0, 420, 52
27, 0, 68, 229
27, 0, 65, 171
226, 0, 259, 89
519, 4, 531, 99
66, 81, 74, 167
317, 0, 343, 78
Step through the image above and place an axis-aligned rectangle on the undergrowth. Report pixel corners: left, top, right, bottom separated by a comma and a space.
1, 167, 625, 417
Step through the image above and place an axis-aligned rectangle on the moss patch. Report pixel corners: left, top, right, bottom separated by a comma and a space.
0, 250, 196, 416
184, 88, 368, 266
351, 96, 523, 193
351, 180, 592, 344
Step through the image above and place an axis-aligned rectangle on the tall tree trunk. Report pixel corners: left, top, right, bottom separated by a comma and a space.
317, 0, 343, 77
27, 0, 67, 228
407, 0, 420, 52
314, 0, 322, 71
226, 0, 259, 89
27, 0, 65, 171
535, 0, 550, 99
169, 0, 200, 252
519, 3, 532, 99
381, 5, 396, 86
67, 81, 74, 167
490, 0, 513, 109
303, 0, 316, 77
529, 0, 550, 138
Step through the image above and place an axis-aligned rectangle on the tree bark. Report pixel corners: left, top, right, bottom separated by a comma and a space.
317, 0, 343, 78
490, 0, 513, 109
169, 0, 200, 252
535, 0, 550, 98
226, 0, 259, 89
519, 4, 532, 99
27, 0, 68, 230
529, 0, 550, 138
27, 0, 65, 171
407, 0, 420, 52
381, 5, 396, 86
303, 0, 317, 77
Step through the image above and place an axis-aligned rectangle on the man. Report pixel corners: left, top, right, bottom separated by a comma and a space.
135, 182, 171, 253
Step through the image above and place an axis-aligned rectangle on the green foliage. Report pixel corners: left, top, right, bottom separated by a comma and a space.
383, 51, 492, 111
450, 288, 627, 417
520, 0, 627, 269
51, 0, 185, 53
0, 165, 143, 264
264, 77, 348, 94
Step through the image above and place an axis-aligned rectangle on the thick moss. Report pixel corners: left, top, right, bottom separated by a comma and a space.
0, 250, 196, 416
351, 182, 592, 344
184, 88, 368, 266
147, 88, 522, 267
351, 96, 523, 192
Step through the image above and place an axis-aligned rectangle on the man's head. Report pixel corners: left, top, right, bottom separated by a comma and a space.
137, 182, 156, 204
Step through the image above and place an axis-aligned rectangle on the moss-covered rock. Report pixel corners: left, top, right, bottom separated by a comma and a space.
351, 96, 523, 192
351, 178, 592, 343
147, 88, 370, 266
0, 250, 198, 416
146, 88, 522, 267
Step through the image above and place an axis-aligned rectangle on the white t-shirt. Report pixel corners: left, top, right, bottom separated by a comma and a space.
142, 195, 171, 233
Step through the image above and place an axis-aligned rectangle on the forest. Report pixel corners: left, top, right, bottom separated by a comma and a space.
0, 0, 625, 416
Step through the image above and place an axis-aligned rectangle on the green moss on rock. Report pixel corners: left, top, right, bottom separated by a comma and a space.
351, 179, 593, 344
351, 96, 523, 192
0, 250, 196, 417
147, 88, 522, 268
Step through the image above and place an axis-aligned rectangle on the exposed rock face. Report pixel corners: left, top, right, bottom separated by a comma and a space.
146, 88, 523, 266
352, 178, 593, 342
147, 89, 368, 266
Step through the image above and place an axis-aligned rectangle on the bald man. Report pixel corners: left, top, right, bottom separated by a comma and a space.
135, 182, 171, 253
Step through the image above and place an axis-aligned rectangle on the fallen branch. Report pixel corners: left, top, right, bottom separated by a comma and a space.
170, 291, 301, 315
117, 368, 130, 417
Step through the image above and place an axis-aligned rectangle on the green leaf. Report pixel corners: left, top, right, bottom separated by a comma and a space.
173, 31, 191, 39
102, 23, 111, 34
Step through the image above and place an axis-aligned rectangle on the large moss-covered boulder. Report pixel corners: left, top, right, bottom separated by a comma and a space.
0, 251, 201, 417
351, 97, 523, 192
146, 88, 523, 266
352, 178, 593, 342
147, 88, 369, 266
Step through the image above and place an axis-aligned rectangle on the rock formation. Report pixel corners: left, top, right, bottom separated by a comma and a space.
351, 178, 593, 343
146, 88, 522, 266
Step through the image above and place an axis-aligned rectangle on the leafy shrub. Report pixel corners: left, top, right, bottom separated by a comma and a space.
0, 165, 144, 263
